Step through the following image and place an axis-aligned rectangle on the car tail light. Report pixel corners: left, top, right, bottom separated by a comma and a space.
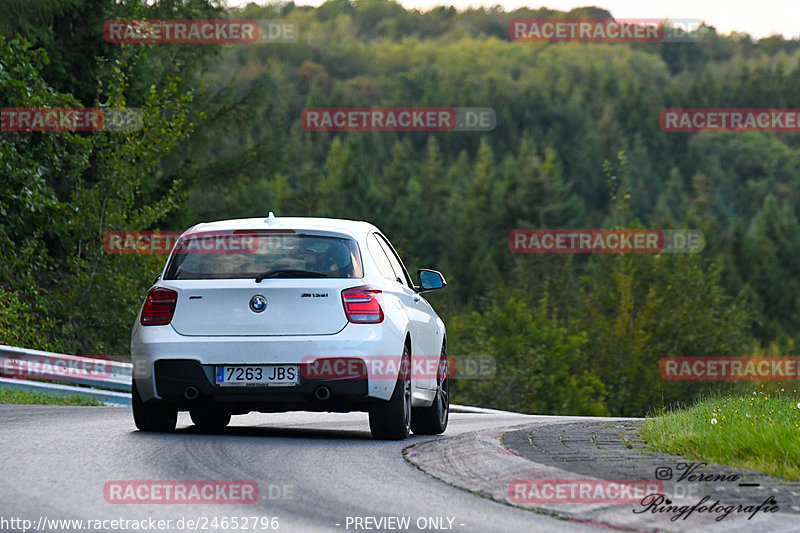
140, 287, 178, 326
342, 285, 384, 324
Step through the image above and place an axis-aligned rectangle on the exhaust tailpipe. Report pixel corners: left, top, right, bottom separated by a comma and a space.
314, 386, 331, 401
184, 386, 199, 400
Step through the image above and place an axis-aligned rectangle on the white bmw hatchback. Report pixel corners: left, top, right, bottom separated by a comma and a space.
131, 214, 448, 439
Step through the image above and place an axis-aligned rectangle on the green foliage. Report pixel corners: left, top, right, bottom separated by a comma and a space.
0, 35, 194, 354
0, 387, 103, 406
3, 1, 800, 417
0, 289, 61, 351
640, 389, 800, 480
450, 292, 608, 416
578, 252, 754, 416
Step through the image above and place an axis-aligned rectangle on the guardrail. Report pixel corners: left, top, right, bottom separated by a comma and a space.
0, 344, 503, 412
0, 344, 132, 406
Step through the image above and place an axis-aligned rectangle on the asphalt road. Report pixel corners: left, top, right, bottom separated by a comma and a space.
0, 405, 612, 533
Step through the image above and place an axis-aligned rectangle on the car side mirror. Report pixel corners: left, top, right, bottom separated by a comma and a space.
417, 269, 446, 292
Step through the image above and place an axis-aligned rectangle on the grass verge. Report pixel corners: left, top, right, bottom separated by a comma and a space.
639, 387, 800, 480
0, 387, 102, 406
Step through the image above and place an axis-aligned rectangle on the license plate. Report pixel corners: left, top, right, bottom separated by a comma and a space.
216, 365, 298, 387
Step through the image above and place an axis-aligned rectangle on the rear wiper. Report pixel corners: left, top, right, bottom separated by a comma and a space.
255, 269, 327, 283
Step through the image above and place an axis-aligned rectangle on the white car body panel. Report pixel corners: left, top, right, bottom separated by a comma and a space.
131, 216, 445, 410
165, 279, 352, 336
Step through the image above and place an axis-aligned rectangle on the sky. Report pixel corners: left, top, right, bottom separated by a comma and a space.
223, 0, 800, 39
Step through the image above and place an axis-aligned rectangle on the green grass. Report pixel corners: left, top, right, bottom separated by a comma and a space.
640, 388, 800, 480
0, 387, 102, 406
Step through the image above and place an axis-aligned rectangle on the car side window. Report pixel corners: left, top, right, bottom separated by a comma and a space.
376, 234, 413, 289
367, 234, 398, 282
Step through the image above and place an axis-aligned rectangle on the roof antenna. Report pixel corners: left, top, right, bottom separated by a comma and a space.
266, 212, 276, 223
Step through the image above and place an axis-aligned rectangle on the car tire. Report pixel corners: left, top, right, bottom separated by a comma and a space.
132, 380, 177, 432
411, 345, 449, 435
190, 409, 231, 430
368, 345, 411, 440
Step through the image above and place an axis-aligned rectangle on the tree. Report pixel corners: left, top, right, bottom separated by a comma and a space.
451, 292, 608, 416
0, 36, 194, 354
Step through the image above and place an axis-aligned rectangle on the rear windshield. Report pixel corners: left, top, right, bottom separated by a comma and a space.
163, 232, 363, 280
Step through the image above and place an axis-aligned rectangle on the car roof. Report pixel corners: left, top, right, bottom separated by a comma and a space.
186, 214, 378, 240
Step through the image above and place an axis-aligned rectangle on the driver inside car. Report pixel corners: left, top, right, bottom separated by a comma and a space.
321, 243, 354, 277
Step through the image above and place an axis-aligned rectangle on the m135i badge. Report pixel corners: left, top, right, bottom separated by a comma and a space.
249, 294, 267, 312
301, 293, 328, 298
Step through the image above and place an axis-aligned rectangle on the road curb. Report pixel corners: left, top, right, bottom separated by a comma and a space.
404, 422, 798, 532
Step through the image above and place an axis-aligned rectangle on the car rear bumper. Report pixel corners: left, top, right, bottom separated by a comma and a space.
131, 321, 405, 405
151, 359, 370, 413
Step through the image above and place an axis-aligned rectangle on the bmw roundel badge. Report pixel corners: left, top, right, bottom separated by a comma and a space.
249, 294, 267, 313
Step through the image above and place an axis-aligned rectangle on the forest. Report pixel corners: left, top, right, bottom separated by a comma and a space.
2, 0, 800, 416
